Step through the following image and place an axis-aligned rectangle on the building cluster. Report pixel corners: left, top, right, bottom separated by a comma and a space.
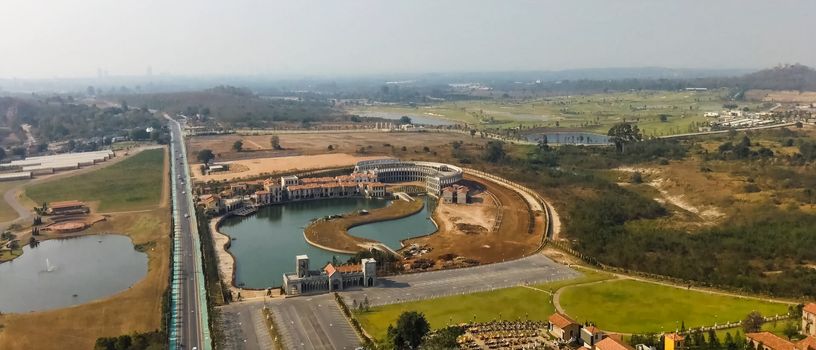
746, 303, 816, 350
353, 158, 463, 195
441, 184, 470, 204
0, 150, 114, 181
548, 312, 683, 350
282, 255, 377, 297
198, 159, 465, 215
547, 304, 816, 350
46, 200, 90, 215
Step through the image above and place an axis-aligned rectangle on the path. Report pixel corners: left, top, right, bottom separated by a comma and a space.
341, 253, 578, 307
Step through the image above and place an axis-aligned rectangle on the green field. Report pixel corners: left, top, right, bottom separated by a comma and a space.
559, 279, 789, 334
355, 270, 612, 341
351, 90, 765, 137
26, 149, 165, 212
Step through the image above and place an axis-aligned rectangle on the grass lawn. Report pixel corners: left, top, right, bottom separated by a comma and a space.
26, 149, 165, 212
355, 269, 613, 341
350, 89, 765, 136
558, 279, 789, 334
0, 248, 23, 262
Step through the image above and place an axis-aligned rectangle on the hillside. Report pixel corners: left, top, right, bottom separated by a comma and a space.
118, 86, 350, 128
737, 64, 816, 91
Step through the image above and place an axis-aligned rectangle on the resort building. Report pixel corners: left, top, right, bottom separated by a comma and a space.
282, 255, 377, 297
47, 200, 89, 215
441, 184, 470, 204
746, 332, 816, 350
664, 333, 685, 350
199, 194, 223, 212
353, 158, 463, 195
547, 312, 580, 342
581, 325, 605, 348
222, 197, 244, 211
595, 336, 635, 350
804, 303, 816, 337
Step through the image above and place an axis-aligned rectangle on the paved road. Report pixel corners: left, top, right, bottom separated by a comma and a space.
268, 294, 361, 350
218, 301, 277, 350
168, 119, 205, 349
341, 253, 578, 307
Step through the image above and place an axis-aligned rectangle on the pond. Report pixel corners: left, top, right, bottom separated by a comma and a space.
525, 131, 611, 145
0, 234, 148, 313
219, 197, 437, 289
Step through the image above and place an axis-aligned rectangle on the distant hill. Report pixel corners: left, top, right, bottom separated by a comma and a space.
119, 86, 350, 127
737, 64, 816, 91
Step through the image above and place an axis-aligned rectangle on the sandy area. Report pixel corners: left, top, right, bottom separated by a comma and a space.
434, 190, 498, 235
191, 153, 387, 182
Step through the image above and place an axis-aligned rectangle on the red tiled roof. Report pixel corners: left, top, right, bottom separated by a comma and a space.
596, 337, 634, 350
50, 200, 86, 209
796, 337, 816, 350
583, 325, 601, 334
747, 332, 794, 350
548, 313, 577, 329
324, 264, 337, 277
336, 264, 362, 273
804, 303, 816, 315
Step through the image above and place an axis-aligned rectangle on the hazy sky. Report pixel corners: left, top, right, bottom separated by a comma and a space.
2, 0, 814, 79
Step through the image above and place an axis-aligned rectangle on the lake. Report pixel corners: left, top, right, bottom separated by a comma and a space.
354, 111, 456, 126
0, 234, 148, 313
219, 197, 437, 289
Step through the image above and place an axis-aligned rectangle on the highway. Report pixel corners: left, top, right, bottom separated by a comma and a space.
167, 117, 209, 350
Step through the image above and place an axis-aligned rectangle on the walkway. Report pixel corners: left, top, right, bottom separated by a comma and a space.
341, 253, 578, 307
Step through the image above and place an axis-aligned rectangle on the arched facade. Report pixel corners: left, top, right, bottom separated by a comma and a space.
353, 159, 463, 195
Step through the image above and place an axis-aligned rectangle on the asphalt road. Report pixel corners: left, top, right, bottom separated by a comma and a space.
169, 119, 204, 350
341, 253, 579, 307
218, 301, 277, 350
268, 294, 361, 350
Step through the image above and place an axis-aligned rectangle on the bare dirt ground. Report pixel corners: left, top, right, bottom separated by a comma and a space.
434, 189, 497, 236
403, 174, 543, 266
615, 165, 726, 223
191, 153, 387, 182
186, 131, 489, 162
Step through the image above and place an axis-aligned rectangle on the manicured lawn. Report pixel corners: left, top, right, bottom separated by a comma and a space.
558, 279, 789, 334
26, 149, 165, 212
356, 286, 555, 341
355, 269, 613, 341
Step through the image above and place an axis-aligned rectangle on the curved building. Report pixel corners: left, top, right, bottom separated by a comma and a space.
353, 158, 463, 194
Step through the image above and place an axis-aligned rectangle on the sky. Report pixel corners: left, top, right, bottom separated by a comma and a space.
1, 0, 815, 79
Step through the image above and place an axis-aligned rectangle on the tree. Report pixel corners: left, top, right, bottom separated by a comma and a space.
659, 114, 669, 122
608, 123, 642, 153
422, 326, 465, 349
327, 145, 334, 151
387, 311, 430, 350
630, 171, 643, 184
707, 329, 720, 350
270, 135, 282, 150
469, 129, 476, 138
232, 140, 243, 152
0, 147, 5, 161
782, 321, 799, 340
29, 236, 38, 248
742, 311, 764, 333
399, 116, 412, 125
11, 147, 26, 158
197, 149, 215, 164
482, 141, 506, 163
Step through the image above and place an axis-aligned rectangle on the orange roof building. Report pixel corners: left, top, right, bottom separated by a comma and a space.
746, 332, 796, 350
595, 337, 635, 350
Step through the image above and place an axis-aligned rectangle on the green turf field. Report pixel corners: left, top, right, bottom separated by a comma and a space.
26, 148, 165, 212
350, 89, 765, 137
354, 269, 612, 341
558, 279, 789, 334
